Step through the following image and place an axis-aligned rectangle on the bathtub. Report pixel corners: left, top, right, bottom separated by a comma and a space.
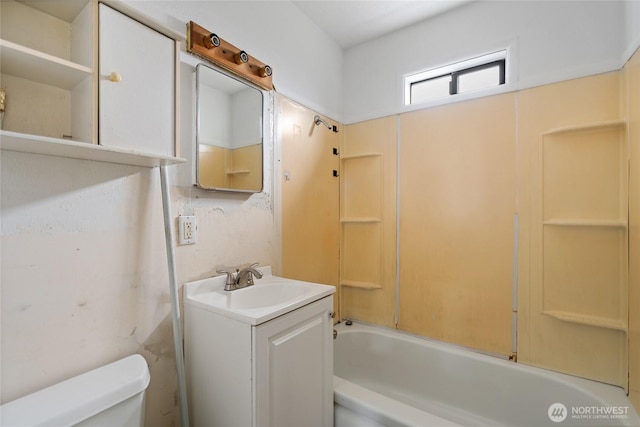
333, 322, 640, 427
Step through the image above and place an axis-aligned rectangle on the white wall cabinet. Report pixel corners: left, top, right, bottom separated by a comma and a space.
98, 3, 175, 157
0, 0, 94, 143
0, 0, 183, 167
185, 296, 334, 427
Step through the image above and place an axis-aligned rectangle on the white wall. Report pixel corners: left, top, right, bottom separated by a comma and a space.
343, 0, 627, 124
123, 0, 344, 122
625, 0, 640, 61
0, 152, 276, 426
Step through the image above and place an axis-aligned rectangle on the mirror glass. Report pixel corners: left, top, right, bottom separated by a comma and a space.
196, 63, 263, 192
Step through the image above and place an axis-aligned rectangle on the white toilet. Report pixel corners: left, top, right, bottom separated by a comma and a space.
0, 354, 150, 427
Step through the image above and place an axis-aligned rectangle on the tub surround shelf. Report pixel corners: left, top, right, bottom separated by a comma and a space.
0, 130, 186, 168
0, 39, 92, 89
543, 219, 628, 228
543, 310, 628, 332
340, 280, 382, 290
542, 120, 626, 136
538, 113, 630, 379
341, 218, 382, 223
341, 152, 382, 160
340, 146, 387, 310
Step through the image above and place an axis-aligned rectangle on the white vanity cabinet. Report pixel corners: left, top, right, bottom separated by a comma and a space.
254, 296, 334, 427
0, 0, 183, 167
185, 294, 334, 427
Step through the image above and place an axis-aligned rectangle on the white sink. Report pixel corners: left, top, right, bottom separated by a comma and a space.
184, 266, 335, 325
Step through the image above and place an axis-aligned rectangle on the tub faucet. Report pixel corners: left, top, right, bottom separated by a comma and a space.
218, 263, 263, 291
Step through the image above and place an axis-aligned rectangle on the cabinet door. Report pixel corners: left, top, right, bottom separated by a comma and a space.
254, 297, 334, 427
98, 4, 175, 156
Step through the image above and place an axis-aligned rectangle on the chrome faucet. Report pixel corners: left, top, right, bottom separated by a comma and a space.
217, 263, 263, 291
236, 263, 263, 288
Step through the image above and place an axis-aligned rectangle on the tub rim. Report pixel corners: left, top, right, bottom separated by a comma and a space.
333, 321, 636, 413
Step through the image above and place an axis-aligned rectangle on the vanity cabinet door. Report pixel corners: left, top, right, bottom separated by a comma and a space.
98, 4, 175, 157
254, 297, 334, 427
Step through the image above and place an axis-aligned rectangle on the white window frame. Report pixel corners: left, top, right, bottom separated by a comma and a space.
404, 50, 508, 106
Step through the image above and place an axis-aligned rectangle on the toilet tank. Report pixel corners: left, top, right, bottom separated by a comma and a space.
0, 354, 150, 427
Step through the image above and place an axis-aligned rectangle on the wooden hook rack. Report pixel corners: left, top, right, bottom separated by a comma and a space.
187, 21, 273, 91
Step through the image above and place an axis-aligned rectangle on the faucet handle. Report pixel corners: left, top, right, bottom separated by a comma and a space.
216, 269, 237, 290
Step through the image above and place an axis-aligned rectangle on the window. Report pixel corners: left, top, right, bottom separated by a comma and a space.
405, 50, 506, 105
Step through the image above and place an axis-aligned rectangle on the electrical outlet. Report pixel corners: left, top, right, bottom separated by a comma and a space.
178, 215, 196, 245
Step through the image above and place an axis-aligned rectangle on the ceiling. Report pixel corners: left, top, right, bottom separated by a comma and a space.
292, 0, 474, 49
19, 0, 472, 51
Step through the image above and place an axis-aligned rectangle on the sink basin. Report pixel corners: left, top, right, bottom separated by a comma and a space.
184, 266, 335, 325
204, 280, 311, 310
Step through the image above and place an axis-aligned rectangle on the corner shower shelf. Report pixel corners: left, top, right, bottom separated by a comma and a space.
340, 280, 382, 290
0, 130, 186, 168
543, 219, 628, 228
341, 152, 382, 161
341, 218, 382, 223
543, 310, 627, 332
542, 120, 626, 136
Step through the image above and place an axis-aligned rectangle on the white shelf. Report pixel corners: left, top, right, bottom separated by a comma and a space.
0, 130, 185, 168
0, 39, 92, 90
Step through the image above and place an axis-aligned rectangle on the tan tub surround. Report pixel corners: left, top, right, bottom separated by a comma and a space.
339, 116, 397, 328
517, 72, 628, 388
279, 96, 341, 318
398, 93, 516, 357
624, 47, 640, 414
284, 51, 640, 412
